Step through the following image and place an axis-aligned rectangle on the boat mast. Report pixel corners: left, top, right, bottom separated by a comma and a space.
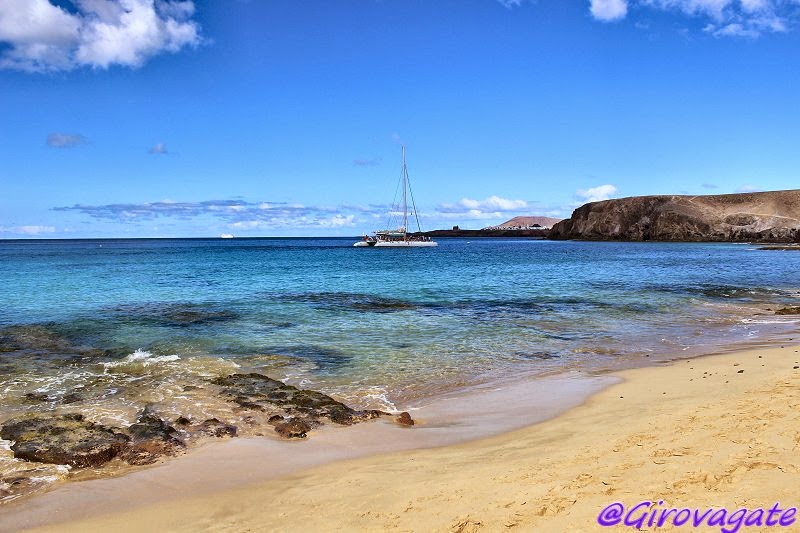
402, 145, 408, 235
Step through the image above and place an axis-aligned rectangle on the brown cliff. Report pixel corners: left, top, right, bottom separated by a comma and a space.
550, 190, 800, 242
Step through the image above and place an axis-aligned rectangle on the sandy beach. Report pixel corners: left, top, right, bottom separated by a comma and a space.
6, 343, 796, 532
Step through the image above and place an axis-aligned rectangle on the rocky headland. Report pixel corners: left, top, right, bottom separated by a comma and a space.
550, 189, 800, 242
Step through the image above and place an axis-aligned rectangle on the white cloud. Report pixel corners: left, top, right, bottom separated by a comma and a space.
645, 0, 733, 20
456, 195, 528, 211
735, 184, 760, 192
590, 0, 629, 21
319, 214, 356, 228
583, 0, 794, 36
429, 195, 534, 225
740, 0, 769, 12
46, 132, 87, 148
0, 225, 56, 235
496, 0, 525, 7
706, 21, 760, 36
149, 142, 168, 154
575, 184, 618, 203
0, 0, 201, 72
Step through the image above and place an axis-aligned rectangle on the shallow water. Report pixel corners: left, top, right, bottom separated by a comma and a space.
1, 238, 799, 501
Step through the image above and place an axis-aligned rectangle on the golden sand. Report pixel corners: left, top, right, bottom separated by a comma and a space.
23, 345, 800, 532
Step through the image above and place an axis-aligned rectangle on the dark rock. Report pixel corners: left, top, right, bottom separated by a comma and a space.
284, 293, 417, 313
23, 392, 51, 403
395, 412, 415, 426
0, 325, 72, 353
212, 373, 388, 436
161, 309, 239, 327
550, 190, 800, 243
776, 307, 800, 315
121, 406, 184, 465
274, 418, 311, 439
61, 392, 83, 404
268, 414, 284, 425
0, 414, 129, 468
196, 418, 237, 438
175, 416, 192, 426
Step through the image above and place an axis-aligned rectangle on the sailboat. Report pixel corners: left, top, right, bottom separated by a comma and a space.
354, 146, 438, 248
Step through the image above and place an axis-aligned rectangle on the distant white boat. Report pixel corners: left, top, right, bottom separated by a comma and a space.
220, 233, 234, 239
354, 146, 437, 248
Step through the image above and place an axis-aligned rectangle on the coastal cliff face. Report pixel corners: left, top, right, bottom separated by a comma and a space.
550, 190, 800, 242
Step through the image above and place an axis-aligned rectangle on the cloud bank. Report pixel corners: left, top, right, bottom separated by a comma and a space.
0, 225, 56, 235
53, 194, 541, 232
0, 0, 201, 72
499, 0, 797, 36
437, 195, 531, 220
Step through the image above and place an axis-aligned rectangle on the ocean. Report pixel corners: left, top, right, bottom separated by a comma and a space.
1, 238, 799, 501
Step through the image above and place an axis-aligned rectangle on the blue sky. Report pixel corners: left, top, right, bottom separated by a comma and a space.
1, 0, 799, 238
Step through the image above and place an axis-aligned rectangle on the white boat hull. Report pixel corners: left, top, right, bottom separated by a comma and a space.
373, 240, 437, 247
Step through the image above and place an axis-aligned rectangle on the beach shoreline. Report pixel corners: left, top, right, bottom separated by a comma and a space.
3, 342, 799, 532
0, 369, 614, 532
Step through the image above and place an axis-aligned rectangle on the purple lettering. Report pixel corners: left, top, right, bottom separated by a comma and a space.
674, 509, 691, 526
779, 508, 797, 527
657, 508, 678, 527
766, 502, 782, 526
693, 508, 714, 526
722, 509, 747, 533
745, 509, 764, 526
624, 501, 651, 529
707, 509, 727, 526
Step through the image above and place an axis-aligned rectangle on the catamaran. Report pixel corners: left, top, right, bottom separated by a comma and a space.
354, 146, 438, 248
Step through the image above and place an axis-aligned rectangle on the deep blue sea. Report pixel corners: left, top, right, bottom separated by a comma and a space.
1, 238, 799, 500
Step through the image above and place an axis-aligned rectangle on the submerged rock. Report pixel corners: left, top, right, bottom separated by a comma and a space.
161, 308, 239, 327
0, 325, 73, 353
0, 324, 110, 360
775, 307, 800, 315
0, 414, 129, 468
282, 292, 417, 313
211, 373, 387, 437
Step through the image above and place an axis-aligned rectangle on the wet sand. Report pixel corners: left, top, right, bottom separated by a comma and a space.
6, 344, 800, 532
0, 371, 613, 532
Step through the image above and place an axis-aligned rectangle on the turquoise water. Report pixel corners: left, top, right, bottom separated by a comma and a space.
1, 238, 799, 501
2, 238, 800, 410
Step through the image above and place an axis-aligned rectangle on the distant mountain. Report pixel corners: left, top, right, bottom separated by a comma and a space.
487, 216, 564, 230
550, 190, 800, 242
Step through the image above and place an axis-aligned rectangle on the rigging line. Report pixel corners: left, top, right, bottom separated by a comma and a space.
406, 169, 424, 233
386, 164, 402, 229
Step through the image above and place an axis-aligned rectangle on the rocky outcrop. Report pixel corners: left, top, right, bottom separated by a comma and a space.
550, 190, 800, 242
211, 373, 387, 438
0, 414, 129, 468
1, 409, 203, 469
